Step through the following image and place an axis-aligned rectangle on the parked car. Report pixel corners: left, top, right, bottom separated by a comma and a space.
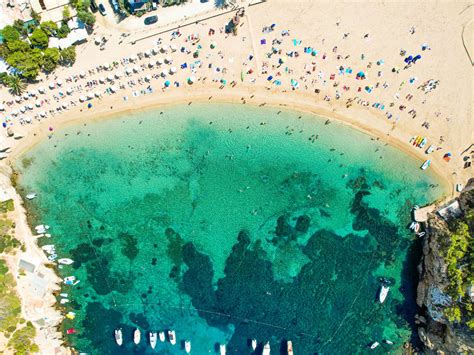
90, 0, 98, 12
109, 0, 119, 13
98, 3, 106, 15
144, 15, 158, 25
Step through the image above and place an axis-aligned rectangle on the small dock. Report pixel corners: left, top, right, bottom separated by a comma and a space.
413, 205, 436, 222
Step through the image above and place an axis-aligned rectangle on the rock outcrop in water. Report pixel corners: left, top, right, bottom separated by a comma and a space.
416, 181, 474, 353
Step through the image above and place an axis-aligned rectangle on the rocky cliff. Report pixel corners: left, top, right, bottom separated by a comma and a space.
416, 182, 474, 354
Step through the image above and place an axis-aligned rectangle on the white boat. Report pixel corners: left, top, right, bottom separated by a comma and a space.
63, 276, 76, 284
220, 343, 226, 355
42, 245, 55, 254
35, 225, 49, 234
115, 328, 123, 346
133, 328, 141, 344
251, 339, 257, 351
149, 332, 157, 349
159, 331, 165, 342
168, 330, 176, 345
379, 285, 390, 303
58, 258, 74, 265
26, 193, 37, 200
421, 159, 431, 170
185, 340, 191, 353
383, 339, 394, 345
370, 341, 380, 349
60, 293, 68, 297
287, 340, 293, 355
262, 341, 270, 355
60, 298, 69, 304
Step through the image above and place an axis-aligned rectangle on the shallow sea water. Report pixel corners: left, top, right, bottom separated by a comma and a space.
16, 103, 445, 354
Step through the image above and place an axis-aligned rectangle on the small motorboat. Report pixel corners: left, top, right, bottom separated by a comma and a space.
58, 258, 74, 265
220, 343, 226, 355
42, 245, 55, 254
168, 330, 176, 345
287, 340, 293, 355
379, 285, 390, 303
63, 276, 76, 285
133, 328, 141, 345
26, 193, 37, 200
185, 340, 191, 353
251, 339, 257, 351
409, 221, 420, 232
369, 341, 380, 349
383, 339, 394, 345
149, 332, 157, 349
35, 224, 49, 234
115, 328, 123, 346
262, 341, 270, 355
421, 159, 431, 170
159, 331, 165, 342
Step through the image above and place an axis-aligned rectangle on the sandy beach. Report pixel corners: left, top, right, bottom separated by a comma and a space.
0, 0, 472, 352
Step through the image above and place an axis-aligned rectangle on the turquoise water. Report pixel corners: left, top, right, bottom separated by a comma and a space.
16, 103, 445, 354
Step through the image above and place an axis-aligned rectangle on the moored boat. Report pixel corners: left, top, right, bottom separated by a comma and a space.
149, 332, 157, 349
168, 330, 176, 345
133, 328, 141, 345
58, 258, 74, 265
379, 285, 390, 303
251, 339, 257, 351
26, 193, 37, 200
369, 341, 380, 349
220, 343, 226, 355
287, 340, 293, 355
114, 328, 123, 346
262, 341, 270, 355
421, 159, 431, 170
185, 340, 191, 353
159, 331, 165, 342
383, 339, 394, 345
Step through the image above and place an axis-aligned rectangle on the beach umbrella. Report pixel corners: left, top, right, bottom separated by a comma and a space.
161, 70, 167, 77
25, 116, 32, 123
11, 110, 18, 116
152, 46, 160, 55
169, 66, 177, 74
114, 71, 122, 79
22, 93, 29, 100
39, 111, 46, 117
66, 88, 73, 95
145, 75, 152, 82
210, 42, 216, 49
99, 77, 106, 83
187, 76, 196, 84
79, 71, 86, 78
95, 91, 102, 97
107, 74, 114, 81
130, 54, 138, 62
94, 37, 102, 45
62, 103, 68, 109
161, 44, 169, 53
49, 82, 55, 89
87, 103, 92, 109
0, 104, 4, 111
144, 50, 152, 57
165, 56, 172, 64
156, 58, 163, 65
87, 93, 94, 100
148, 61, 155, 68
103, 62, 110, 70
133, 66, 140, 73
35, 100, 41, 107
14, 96, 22, 103
20, 106, 26, 113
170, 44, 177, 52
57, 79, 63, 86
125, 67, 132, 75
110, 85, 118, 93
164, 80, 170, 87
38, 86, 46, 94
79, 96, 87, 102
29, 89, 38, 96
27, 104, 34, 110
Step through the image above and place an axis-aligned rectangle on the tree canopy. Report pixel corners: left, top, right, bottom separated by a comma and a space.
29, 27, 49, 49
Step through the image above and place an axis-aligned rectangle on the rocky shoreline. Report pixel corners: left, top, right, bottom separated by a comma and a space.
416, 180, 474, 354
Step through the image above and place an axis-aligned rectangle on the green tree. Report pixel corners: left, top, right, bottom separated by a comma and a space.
8, 321, 38, 355
6, 49, 43, 80
42, 47, 60, 72
57, 23, 71, 38
30, 9, 41, 22
1, 26, 20, 44
62, 5, 71, 20
6, 40, 30, 53
60, 46, 76, 65
3, 75, 26, 96
29, 27, 49, 49
40, 21, 58, 36
77, 10, 96, 27
12, 20, 27, 36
